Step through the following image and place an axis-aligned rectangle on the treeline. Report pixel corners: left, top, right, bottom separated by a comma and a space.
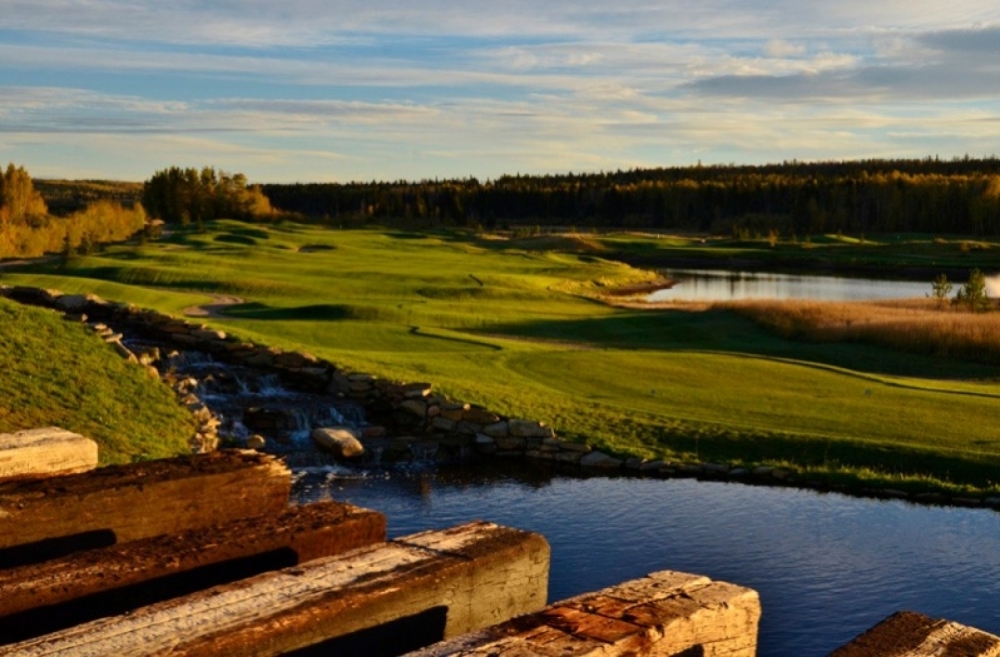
141, 167, 273, 225
34, 179, 142, 216
0, 163, 146, 260
262, 157, 1000, 236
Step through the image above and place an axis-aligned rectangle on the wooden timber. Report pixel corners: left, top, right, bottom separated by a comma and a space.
0, 450, 291, 567
0, 521, 550, 657
830, 611, 1000, 657
0, 501, 386, 644
0, 427, 98, 481
408, 570, 761, 657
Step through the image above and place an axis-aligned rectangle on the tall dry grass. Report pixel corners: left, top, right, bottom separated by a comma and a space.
719, 297, 1000, 366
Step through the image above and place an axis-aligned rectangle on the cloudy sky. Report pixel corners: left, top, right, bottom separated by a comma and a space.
1, 1, 999, 182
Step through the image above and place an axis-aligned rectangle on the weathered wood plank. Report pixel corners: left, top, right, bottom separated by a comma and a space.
830, 611, 1000, 657
408, 569, 761, 657
0, 427, 98, 481
0, 500, 386, 643
0, 521, 550, 657
0, 450, 291, 567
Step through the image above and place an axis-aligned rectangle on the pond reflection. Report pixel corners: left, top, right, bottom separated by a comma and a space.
648, 269, 932, 302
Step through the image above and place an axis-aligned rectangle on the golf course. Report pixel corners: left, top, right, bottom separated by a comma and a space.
4, 220, 1000, 495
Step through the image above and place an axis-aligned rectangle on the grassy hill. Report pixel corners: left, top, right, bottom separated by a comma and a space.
6, 221, 1000, 494
0, 297, 194, 464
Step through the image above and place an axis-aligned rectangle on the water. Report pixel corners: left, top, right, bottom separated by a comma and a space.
648, 269, 935, 302
296, 463, 1000, 657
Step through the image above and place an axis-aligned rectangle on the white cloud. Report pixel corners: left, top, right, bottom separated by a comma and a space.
764, 39, 806, 58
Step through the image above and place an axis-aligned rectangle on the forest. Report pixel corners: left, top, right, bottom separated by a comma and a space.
262, 157, 1000, 236
6, 157, 1000, 262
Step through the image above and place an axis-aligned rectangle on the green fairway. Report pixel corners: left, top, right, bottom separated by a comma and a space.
6, 221, 1000, 493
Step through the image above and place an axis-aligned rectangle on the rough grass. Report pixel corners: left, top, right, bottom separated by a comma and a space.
7, 222, 1000, 494
724, 298, 1000, 366
0, 298, 194, 464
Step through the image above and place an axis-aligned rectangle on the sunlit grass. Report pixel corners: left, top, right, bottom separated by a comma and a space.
6, 221, 1000, 494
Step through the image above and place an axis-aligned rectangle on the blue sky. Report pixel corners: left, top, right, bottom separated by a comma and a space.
2, 1, 999, 182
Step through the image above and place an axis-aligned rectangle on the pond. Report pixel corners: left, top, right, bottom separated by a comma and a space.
295, 463, 1000, 657
648, 269, 936, 302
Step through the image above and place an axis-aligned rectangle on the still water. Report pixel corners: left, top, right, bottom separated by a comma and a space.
295, 463, 1000, 657
648, 269, 933, 302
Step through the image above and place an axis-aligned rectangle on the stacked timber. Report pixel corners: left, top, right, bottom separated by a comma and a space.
0, 441, 554, 656
831, 611, 1000, 657
409, 570, 762, 657
0, 427, 97, 480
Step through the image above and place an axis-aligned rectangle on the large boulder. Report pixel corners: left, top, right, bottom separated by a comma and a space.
312, 427, 364, 459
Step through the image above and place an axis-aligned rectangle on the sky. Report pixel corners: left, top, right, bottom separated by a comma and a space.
1, 1, 1000, 183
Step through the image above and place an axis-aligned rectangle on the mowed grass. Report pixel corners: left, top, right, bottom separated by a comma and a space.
595, 231, 1000, 272
0, 298, 194, 464
7, 221, 1000, 493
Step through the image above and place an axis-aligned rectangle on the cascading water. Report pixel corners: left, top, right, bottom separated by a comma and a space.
121, 334, 370, 468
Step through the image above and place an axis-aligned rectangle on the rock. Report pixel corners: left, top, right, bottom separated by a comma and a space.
985, 497, 1000, 508
431, 416, 457, 432
108, 339, 138, 363
191, 328, 227, 342
403, 382, 433, 398
54, 294, 97, 312
273, 351, 316, 369
495, 436, 526, 451
580, 451, 624, 469
555, 451, 584, 464
555, 440, 591, 453
311, 428, 364, 459
463, 408, 500, 425
475, 434, 495, 446
399, 399, 427, 417
702, 463, 730, 475
509, 419, 553, 438
625, 457, 646, 470
752, 466, 774, 477
482, 421, 509, 438
135, 346, 161, 366
640, 460, 667, 472
245, 435, 267, 450
439, 408, 466, 422
360, 426, 386, 439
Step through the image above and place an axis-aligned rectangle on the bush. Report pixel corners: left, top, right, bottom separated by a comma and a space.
954, 269, 990, 313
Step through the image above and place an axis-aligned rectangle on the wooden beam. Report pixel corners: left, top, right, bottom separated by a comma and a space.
830, 611, 1000, 657
0, 522, 550, 657
0, 501, 386, 643
409, 570, 761, 657
0, 427, 98, 481
0, 450, 291, 567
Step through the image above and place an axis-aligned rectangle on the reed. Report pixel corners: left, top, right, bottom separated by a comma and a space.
721, 297, 1000, 365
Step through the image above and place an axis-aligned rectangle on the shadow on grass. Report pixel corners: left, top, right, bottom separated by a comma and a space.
214, 234, 258, 246
475, 308, 1000, 382
408, 326, 503, 351
220, 302, 355, 321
